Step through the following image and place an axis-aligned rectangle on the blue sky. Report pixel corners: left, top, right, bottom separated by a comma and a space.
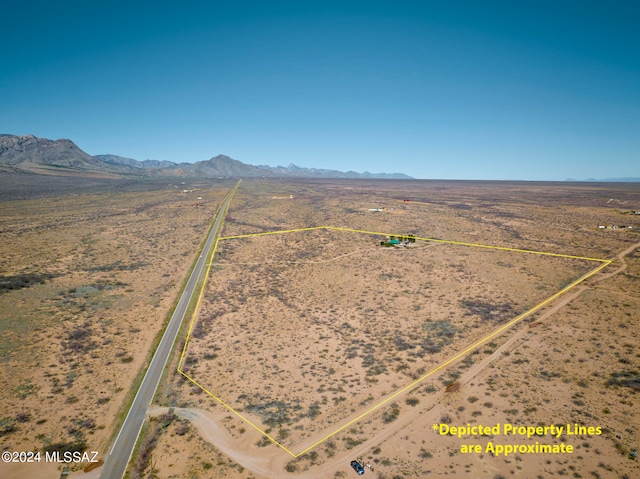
1, 1, 638, 180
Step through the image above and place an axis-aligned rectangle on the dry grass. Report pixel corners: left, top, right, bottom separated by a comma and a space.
0, 178, 233, 477
155, 179, 638, 478
2, 177, 639, 479
180, 227, 595, 451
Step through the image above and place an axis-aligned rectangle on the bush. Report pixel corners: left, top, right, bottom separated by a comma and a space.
606, 370, 640, 391
382, 403, 400, 424
405, 397, 420, 407
43, 439, 87, 454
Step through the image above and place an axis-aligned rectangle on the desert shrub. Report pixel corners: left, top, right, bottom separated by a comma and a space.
606, 370, 640, 391
394, 335, 414, 351
405, 395, 420, 406
343, 436, 364, 449
14, 381, 38, 399
419, 321, 458, 355
419, 448, 433, 458
423, 385, 437, 394
73, 418, 96, 430
308, 402, 321, 419
0, 273, 55, 293
244, 398, 302, 427
440, 414, 452, 424
15, 412, 31, 423
131, 414, 173, 477
361, 353, 376, 368
62, 323, 96, 354
256, 436, 270, 447
325, 440, 337, 457
382, 403, 400, 424
43, 439, 87, 454
461, 298, 514, 322
0, 418, 17, 437
191, 318, 205, 339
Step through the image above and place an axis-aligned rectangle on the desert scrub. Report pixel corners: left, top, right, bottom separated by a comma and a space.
606, 370, 640, 391
461, 298, 514, 322
405, 397, 420, 406
382, 403, 401, 423
420, 320, 457, 354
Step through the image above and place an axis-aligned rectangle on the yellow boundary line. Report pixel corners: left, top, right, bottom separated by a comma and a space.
178, 225, 611, 458
177, 369, 297, 456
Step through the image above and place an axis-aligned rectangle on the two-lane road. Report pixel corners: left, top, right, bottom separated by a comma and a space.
100, 181, 240, 479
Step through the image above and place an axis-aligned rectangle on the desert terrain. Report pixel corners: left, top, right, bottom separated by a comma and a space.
1, 177, 638, 479
152, 179, 639, 479
0, 175, 234, 478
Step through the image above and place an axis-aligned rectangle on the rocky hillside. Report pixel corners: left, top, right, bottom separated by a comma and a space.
0, 134, 412, 179
0, 134, 134, 176
95, 154, 177, 169
163, 155, 412, 179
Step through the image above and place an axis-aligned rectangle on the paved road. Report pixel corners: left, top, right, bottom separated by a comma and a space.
99, 182, 240, 479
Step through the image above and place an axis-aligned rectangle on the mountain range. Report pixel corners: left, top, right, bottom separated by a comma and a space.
0, 134, 412, 179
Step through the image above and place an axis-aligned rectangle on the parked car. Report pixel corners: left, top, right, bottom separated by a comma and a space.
350, 460, 365, 475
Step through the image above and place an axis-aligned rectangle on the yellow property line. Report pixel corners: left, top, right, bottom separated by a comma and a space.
176, 369, 297, 456
178, 224, 611, 458
178, 182, 241, 370
326, 226, 609, 262
292, 258, 611, 457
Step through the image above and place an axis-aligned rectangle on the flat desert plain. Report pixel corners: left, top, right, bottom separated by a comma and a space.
1, 177, 639, 479
0, 176, 234, 479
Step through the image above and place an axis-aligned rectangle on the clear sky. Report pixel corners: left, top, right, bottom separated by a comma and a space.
1, 1, 638, 180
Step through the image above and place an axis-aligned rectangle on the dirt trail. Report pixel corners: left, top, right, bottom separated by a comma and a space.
152, 406, 289, 477
592, 241, 639, 282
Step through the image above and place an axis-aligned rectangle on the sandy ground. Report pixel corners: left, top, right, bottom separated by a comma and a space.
2, 178, 638, 479
122, 240, 638, 479
138, 180, 639, 478
0, 180, 232, 479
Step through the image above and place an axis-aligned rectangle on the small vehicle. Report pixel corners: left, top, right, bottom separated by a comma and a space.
350, 460, 365, 475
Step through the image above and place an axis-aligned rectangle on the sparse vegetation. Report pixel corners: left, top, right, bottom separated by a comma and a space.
606, 370, 640, 391
2, 178, 637, 479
